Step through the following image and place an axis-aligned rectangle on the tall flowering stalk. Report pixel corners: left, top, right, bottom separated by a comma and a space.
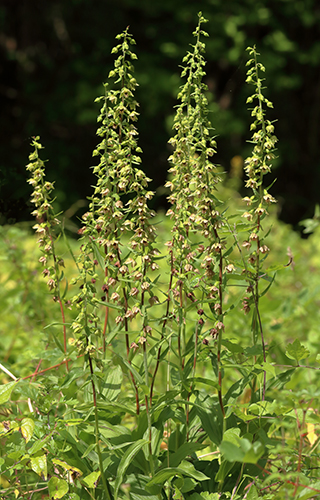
164, 13, 229, 420
240, 46, 278, 400
71, 28, 158, 474
27, 137, 68, 372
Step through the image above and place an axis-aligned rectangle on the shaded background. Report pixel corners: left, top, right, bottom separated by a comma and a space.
1, 0, 319, 230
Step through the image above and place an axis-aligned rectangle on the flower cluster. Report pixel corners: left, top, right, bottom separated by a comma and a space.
71, 29, 159, 352
26, 137, 63, 295
241, 46, 278, 277
166, 13, 228, 337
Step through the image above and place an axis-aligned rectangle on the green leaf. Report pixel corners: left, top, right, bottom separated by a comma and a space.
102, 365, 122, 401
91, 238, 105, 270
0, 381, 18, 404
61, 278, 69, 300
222, 427, 241, 445
221, 340, 243, 353
245, 345, 263, 356
195, 399, 223, 446
114, 439, 149, 499
168, 443, 207, 468
286, 339, 310, 363
189, 377, 219, 389
30, 454, 47, 480
224, 375, 251, 405
21, 418, 35, 443
246, 484, 259, 499
219, 438, 264, 464
48, 477, 69, 499
147, 462, 209, 488
81, 470, 100, 488
81, 443, 97, 458
255, 362, 275, 377
178, 461, 210, 481
28, 433, 53, 455
219, 441, 244, 463
117, 355, 144, 385
242, 440, 265, 464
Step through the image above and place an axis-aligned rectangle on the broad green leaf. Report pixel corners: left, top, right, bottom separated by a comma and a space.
102, 364, 122, 401
114, 354, 144, 385
178, 461, 210, 481
224, 375, 251, 405
286, 339, 310, 363
241, 440, 264, 464
189, 376, 218, 389
254, 362, 275, 377
222, 427, 240, 444
233, 406, 257, 422
146, 468, 184, 487
30, 454, 47, 479
21, 418, 35, 443
181, 477, 196, 493
0, 381, 18, 404
195, 399, 223, 446
147, 462, 209, 488
82, 470, 100, 488
114, 439, 149, 499
168, 443, 207, 468
220, 438, 264, 464
96, 401, 136, 415
48, 477, 69, 499
221, 340, 243, 353
244, 345, 263, 356
219, 441, 244, 462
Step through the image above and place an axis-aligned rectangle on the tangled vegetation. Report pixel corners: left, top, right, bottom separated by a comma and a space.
1, 13, 320, 500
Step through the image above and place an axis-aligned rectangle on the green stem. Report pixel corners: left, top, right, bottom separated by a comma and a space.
143, 342, 154, 476
88, 353, 113, 500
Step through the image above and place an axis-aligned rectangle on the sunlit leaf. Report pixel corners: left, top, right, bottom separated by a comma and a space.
306, 423, 317, 446
31, 454, 47, 479
48, 477, 69, 499
0, 381, 18, 405
81, 470, 100, 488
20, 418, 35, 443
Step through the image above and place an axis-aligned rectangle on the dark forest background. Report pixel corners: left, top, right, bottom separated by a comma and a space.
1, 0, 319, 230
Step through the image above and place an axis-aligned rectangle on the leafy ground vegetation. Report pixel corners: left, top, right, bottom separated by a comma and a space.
1, 13, 320, 500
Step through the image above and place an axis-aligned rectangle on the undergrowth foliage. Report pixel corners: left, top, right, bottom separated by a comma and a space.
1, 13, 320, 500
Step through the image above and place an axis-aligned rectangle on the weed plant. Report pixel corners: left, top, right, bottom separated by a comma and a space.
1, 13, 320, 500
